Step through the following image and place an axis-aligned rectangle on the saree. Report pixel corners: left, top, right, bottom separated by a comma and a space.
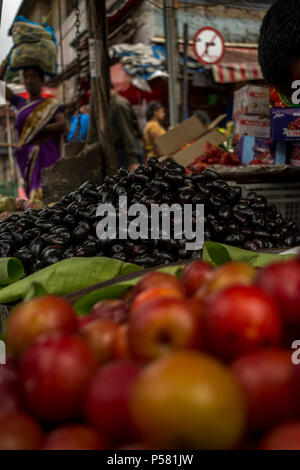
13, 95, 63, 200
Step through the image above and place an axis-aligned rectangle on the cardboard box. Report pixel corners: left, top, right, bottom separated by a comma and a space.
287, 142, 300, 167
270, 87, 297, 108
155, 115, 226, 167
233, 85, 270, 117
236, 135, 286, 165
234, 115, 271, 142
271, 108, 300, 140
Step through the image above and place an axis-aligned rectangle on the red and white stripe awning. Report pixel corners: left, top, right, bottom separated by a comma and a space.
211, 47, 263, 84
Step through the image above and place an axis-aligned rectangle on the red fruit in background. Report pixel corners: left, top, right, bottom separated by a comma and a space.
77, 315, 95, 328
0, 412, 43, 450
113, 324, 131, 360
91, 299, 129, 324
197, 262, 256, 299
6, 295, 77, 358
186, 297, 205, 318
128, 297, 202, 361
132, 272, 184, 300
260, 422, 300, 450
231, 349, 297, 432
0, 361, 23, 419
80, 319, 119, 364
85, 361, 141, 444
204, 285, 282, 362
42, 425, 108, 450
256, 260, 300, 325
181, 261, 214, 297
20, 332, 97, 422
131, 287, 184, 314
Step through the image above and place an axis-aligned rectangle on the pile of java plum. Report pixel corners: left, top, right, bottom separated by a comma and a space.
0, 158, 299, 276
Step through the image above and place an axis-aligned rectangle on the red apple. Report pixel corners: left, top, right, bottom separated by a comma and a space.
0, 412, 44, 450
128, 297, 202, 361
77, 315, 95, 328
85, 360, 141, 444
132, 272, 184, 299
20, 332, 97, 422
260, 422, 300, 450
197, 262, 256, 299
256, 259, 300, 325
0, 361, 23, 419
204, 285, 282, 362
42, 425, 108, 450
181, 261, 214, 297
130, 351, 246, 449
80, 319, 119, 364
231, 349, 297, 432
113, 324, 131, 360
90, 299, 129, 324
6, 296, 78, 358
131, 286, 184, 314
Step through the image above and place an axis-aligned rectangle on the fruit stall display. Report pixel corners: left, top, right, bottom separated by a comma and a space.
0, 158, 299, 277
1, 257, 300, 450
0, 197, 43, 222
186, 142, 241, 173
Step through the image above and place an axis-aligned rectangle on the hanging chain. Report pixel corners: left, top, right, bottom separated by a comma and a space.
58, 0, 66, 105
72, 0, 82, 141
73, 0, 81, 109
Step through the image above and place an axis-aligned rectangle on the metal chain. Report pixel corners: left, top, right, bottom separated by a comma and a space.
73, 0, 82, 109
72, 0, 82, 141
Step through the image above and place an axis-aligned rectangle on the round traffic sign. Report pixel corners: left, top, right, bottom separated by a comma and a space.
193, 27, 225, 65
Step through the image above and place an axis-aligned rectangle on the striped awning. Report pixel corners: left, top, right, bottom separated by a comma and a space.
211, 46, 263, 83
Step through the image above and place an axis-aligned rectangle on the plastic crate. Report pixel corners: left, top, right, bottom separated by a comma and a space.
230, 181, 300, 226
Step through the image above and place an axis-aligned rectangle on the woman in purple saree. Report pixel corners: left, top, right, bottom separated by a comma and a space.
0, 63, 65, 200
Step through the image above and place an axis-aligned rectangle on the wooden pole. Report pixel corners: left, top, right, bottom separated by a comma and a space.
181, 23, 189, 122
88, 0, 117, 176
5, 106, 16, 182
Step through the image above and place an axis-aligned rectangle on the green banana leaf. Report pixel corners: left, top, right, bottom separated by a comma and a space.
0, 258, 24, 286
0, 257, 141, 305
74, 265, 184, 316
202, 242, 296, 267
74, 243, 298, 315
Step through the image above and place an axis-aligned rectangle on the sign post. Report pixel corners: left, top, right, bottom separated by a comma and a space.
193, 26, 225, 66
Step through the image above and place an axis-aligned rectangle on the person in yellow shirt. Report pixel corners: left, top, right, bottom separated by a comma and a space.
143, 101, 166, 158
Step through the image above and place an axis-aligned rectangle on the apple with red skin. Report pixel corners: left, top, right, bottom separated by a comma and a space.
196, 262, 256, 299
260, 422, 300, 450
113, 324, 131, 360
0, 412, 44, 450
85, 360, 141, 445
20, 332, 97, 422
0, 360, 23, 419
131, 286, 184, 314
42, 425, 108, 450
256, 259, 300, 325
132, 272, 184, 300
6, 296, 78, 358
181, 261, 214, 297
231, 349, 297, 432
204, 285, 282, 362
80, 319, 119, 364
90, 299, 129, 324
128, 297, 202, 361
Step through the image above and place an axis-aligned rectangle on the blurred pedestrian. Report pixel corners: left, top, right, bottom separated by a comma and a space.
143, 101, 166, 159
110, 86, 140, 170
67, 105, 90, 143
